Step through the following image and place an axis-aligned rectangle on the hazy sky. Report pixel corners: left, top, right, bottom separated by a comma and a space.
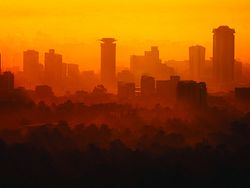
0, 0, 250, 71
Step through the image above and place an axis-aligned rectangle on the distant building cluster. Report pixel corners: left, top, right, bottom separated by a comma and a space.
117, 74, 207, 109
22, 49, 82, 93
130, 46, 174, 85
0, 26, 249, 107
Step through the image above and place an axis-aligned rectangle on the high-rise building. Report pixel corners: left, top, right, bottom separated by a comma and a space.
144, 46, 161, 65
23, 50, 43, 87
156, 76, 180, 101
177, 81, 207, 109
130, 47, 174, 85
101, 38, 116, 93
23, 50, 39, 74
0, 53, 2, 74
62, 63, 68, 82
189, 45, 205, 81
44, 49, 63, 88
141, 75, 155, 97
66, 63, 80, 91
0, 72, 14, 91
130, 55, 145, 85
213, 26, 235, 88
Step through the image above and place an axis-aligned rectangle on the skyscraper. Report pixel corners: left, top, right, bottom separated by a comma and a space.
130, 55, 145, 85
213, 26, 235, 88
189, 45, 205, 81
44, 49, 63, 88
177, 81, 207, 109
156, 76, 180, 102
0, 53, 2, 74
23, 50, 43, 87
100, 38, 117, 93
67, 63, 80, 91
141, 75, 155, 97
0, 72, 14, 91
144, 46, 161, 65
23, 50, 39, 74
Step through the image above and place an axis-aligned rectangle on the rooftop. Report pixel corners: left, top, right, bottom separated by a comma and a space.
101, 38, 116, 43
213, 25, 235, 33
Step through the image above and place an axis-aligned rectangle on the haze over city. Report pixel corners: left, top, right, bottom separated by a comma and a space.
0, 0, 250, 187
1, 0, 250, 70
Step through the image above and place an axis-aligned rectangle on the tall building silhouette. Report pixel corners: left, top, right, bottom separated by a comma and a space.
0, 53, 2, 74
23, 50, 43, 87
66, 63, 80, 91
156, 76, 180, 102
213, 26, 235, 88
44, 49, 63, 89
189, 45, 205, 81
62, 63, 68, 82
130, 55, 145, 85
0, 72, 14, 91
130, 47, 174, 85
144, 46, 161, 65
177, 81, 207, 109
141, 75, 155, 97
23, 50, 39, 74
101, 38, 117, 93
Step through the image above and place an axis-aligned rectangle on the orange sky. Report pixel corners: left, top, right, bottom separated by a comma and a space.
0, 0, 250, 71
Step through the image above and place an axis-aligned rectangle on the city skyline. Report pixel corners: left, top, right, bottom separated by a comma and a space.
1, 1, 250, 187
0, 0, 250, 70
0, 25, 247, 72
0, 24, 249, 94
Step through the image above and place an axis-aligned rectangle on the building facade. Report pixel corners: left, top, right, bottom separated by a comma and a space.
189, 45, 205, 81
213, 26, 235, 89
101, 38, 117, 93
